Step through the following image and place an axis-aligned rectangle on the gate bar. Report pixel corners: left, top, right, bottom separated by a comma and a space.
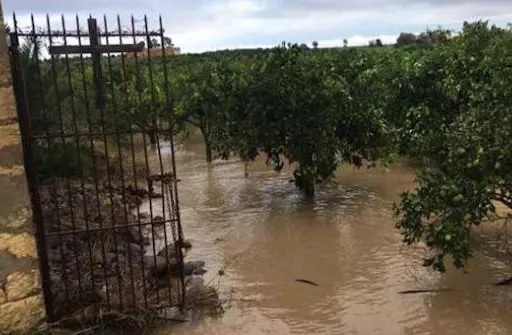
49, 42, 144, 55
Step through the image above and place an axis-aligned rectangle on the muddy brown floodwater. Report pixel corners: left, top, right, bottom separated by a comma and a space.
149, 138, 512, 335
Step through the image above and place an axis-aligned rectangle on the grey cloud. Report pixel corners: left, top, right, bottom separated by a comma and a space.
280, 0, 395, 10
417, 0, 511, 4
265, 0, 512, 15
3, 0, 221, 15
4, 0, 141, 13
277, 0, 511, 9
4, 0, 226, 34
6, 0, 512, 17
5, 0, 512, 47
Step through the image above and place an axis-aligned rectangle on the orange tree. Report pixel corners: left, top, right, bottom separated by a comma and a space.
234, 44, 395, 197
394, 21, 512, 271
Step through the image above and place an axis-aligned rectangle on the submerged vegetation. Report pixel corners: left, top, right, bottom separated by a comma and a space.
18, 20, 512, 274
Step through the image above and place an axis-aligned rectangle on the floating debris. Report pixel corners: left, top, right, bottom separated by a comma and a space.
398, 288, 453, 294
295, 279, 319, 286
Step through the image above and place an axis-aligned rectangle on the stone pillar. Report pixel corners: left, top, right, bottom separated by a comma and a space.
0, 2, 46, 334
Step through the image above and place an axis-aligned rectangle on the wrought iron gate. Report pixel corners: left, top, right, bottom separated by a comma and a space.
8, 13, 185, 321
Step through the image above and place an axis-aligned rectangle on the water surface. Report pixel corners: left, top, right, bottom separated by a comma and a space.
152, 139, 512, 335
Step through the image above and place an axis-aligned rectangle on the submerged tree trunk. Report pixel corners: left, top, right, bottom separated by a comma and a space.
296, 164, 315, 199
295, 173, 315, 198
148, 130, 157, 146
148, 117, 158, 147
199, 126, 213, 163
205, 140, 213, 163
303, 177, 315, 199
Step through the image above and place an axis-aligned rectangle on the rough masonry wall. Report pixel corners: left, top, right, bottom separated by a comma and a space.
0, 2, 45, 334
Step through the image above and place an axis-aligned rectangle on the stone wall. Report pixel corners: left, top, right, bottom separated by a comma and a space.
0, 2, 46, 334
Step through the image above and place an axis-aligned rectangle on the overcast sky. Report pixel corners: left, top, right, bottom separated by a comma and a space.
4, 0, 512, 53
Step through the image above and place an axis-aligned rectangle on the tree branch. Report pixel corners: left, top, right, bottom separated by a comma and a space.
186, 119, 201, 128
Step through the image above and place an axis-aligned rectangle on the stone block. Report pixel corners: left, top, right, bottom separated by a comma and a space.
0, 143, 24, 168
5, 270, 40, 301
0, 164, 24, 177
0, 295, 44, 334
3, 207, 31, 229
0, 174, 30, 222
0, 233, 37, 259
0, 252, 34, 286
0, 86, 15, 120
0, 54, 11, 87
0, 124, 21, 149
0, 70, 11, 88
0, 288, 6, 304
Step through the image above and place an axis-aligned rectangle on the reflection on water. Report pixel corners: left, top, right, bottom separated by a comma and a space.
149, 139, 512, 335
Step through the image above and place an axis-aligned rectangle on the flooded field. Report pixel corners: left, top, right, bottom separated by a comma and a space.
150, 138, 512, 335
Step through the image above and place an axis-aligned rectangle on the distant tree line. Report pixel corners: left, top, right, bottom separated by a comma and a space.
396, 28, 452, 46
368, 38, 384, 47
366, 28, 452, 47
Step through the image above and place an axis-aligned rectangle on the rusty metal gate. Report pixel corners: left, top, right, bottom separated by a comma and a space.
8, 13, 185, 321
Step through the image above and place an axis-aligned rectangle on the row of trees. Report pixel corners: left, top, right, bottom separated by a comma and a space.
168, 21, 512, 272
396, 28, 452, 46
19, 21, 512, 272
276, 27, 450, 50
170, 44, 396, 197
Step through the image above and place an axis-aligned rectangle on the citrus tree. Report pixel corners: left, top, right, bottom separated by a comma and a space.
173, 59, 247, 162
238, 44, 395, 197
395, 21, 512, 271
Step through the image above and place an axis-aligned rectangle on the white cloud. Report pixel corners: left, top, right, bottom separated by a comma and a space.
5, 0, 512, 53
165, 0, 512, 52
208, 0, 266, 16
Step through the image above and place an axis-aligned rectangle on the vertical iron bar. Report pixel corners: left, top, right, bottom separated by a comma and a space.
9, 14, 55, 320
157, 17, 184, 245
46, 13, 71, 309
131, 15, 160, 306
62, 14, 97, 299
158, 15, 186, 306
88, 18, 104, 109
143, 15, 173, 307
76, 16, 112, 308
117, 14, 148, 308
103, 15, 137, 309
88, 16, 125, 311
60, 14, 83, 299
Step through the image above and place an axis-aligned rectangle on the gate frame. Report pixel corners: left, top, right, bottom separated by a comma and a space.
8, 27, 54, 319
8, 13, 185, 321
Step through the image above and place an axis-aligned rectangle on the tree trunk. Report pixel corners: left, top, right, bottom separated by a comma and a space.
148, 130, 157, 147
204, 138, 213, 163
244, 161, 249, 178
303, 176, 315, 199
295, 164, 315, 199
199, 127, 213, 163
148, 115, 159, 147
